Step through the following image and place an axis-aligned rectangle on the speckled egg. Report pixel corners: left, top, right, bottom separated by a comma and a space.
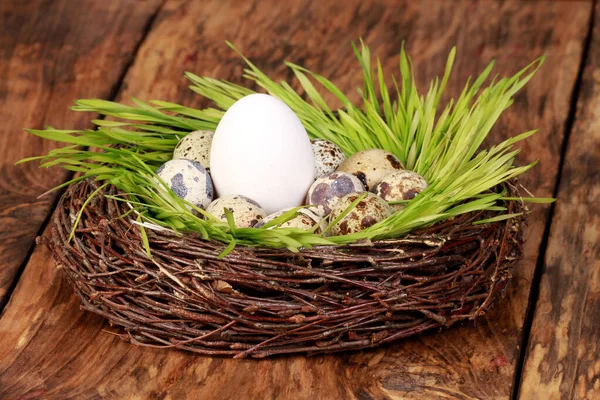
311, 139, 346, 178
206, 194, 266, 228
372, 170, 428, 210
305, 172, 365, 217
337, 149, 403, 190
255, 208, 326, 233
329, 192, 393, 236
173, 130, 214, 170
156, 159, 213, 210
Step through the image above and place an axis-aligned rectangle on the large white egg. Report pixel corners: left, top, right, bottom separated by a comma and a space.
210, 94, 315, 214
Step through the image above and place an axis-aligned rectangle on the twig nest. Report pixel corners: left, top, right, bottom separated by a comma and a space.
173, 130, 214, 170
256, 208, 325, 233
311, 139, 346, 178
337, 149, 403, 189
206, 194, 266, 228
372, 170, 428, 210
306, 172, 365, 217
329, 192, 393, 235
156, 159, 214, 210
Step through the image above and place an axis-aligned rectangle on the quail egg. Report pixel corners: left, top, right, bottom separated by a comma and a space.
173, 130, 214, 170
328, 192, 393, 236
306, 172, 365, 217
337, 149, 403, 190
255, 208, 326, 233
156, 159, 213, 210
206, 194, 266, 228
372, 170, 428, 210
311, 139, 346, 178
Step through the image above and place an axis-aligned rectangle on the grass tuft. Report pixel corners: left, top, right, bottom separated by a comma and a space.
21, 42, 549, 251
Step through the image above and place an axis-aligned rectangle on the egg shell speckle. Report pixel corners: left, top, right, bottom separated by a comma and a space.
337, 149, 403, 190
173, 130, 214, 170
255, 208, 325, 233
206, 194, 266, 228
311, 139, 346, 178
156, 159, 213, 210
372, 170, 428, 210
329, 192, 392, 236
306, 172, 365, 217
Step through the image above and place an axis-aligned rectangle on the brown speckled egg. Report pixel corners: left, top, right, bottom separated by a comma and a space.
311, 139, 346, 178
337, 149, 403, 189
206, 194, 266, 228
255, 208, 326, 233
329, 192, 393, 236
372, 170, 428, 210
173, 130, 214, 170
305, 172, 365, 217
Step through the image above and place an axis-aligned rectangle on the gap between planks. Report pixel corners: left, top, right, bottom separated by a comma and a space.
0, 1, 165, 316
510, 1, 597, 398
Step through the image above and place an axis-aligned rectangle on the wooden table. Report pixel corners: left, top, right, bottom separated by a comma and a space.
1, 1, 598, 399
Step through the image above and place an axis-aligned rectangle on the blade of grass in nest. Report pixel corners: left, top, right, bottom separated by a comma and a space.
258, 231, 302, 252
68, 182, 109, 242
150, 100, 223, 121
337, 111, 374, 150
364, 101, 403, 154
501, 197, 555, 203
73, 99, 198, 130
91, 120, 132, 127
25, 129, 116, 148
258, 207, 304, 229
286, 65, 332, 112
300, 68, 354, 109
217, 238, 237, 259
187, 84, 245, 110
320, 192, 367, 237
136, 214, 153, 258
472, 213, 524, 225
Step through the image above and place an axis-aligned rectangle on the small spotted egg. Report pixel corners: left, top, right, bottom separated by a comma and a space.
255, 208, 326, 233
329, 192, 392, 236
206, 194, 266, 228
173, 130, 214, 170
311, 139, 346, 178
156, 159, 213, 210
372, 170, 428, 211
337, 149, 403, 190
305, 172, 365, 217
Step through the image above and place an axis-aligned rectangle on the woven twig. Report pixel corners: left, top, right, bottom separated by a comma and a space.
42, 179, 525, 358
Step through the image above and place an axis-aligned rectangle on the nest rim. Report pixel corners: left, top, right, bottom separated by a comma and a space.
43, 179, 526, 358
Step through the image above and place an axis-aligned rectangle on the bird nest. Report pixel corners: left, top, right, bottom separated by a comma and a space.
41, 178, 525, 358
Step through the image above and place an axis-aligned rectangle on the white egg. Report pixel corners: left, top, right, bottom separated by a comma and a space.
173, 130, 214, 170
156, 159, 213, 210
210, 94, 315, 214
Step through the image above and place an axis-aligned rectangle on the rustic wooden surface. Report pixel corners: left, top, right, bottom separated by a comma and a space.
519, 2, 600, 399
0, 0, 162, 309
0, 0, 596, 399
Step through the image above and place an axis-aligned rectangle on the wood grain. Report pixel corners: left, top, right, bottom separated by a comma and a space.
519, 2, 600, 399
0, 0, 591, 399
0, 0, 162, 309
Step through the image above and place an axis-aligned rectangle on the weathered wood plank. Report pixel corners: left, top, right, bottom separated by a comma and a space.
0, 0, 591, 399
519, 2, 600, 399
0, 0, 162, 309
